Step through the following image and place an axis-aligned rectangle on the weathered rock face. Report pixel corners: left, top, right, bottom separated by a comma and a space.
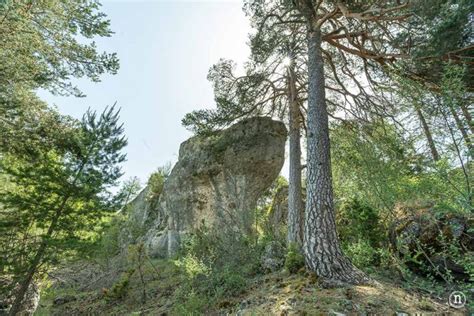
261, 241, 285, 272
0, 278, 40, 316
267, 185, 289, 231
126, 117, 287, 257
390, 202, 473, 281
118, 186, 158, 249
266, 184, 307, 240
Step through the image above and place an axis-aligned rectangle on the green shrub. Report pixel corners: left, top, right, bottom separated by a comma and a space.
337, 199, 383, 247
211, 266, 247, 297
344, 240, 378, 268
172, 263, 246, 314
146, 164, 171, 205
97, 214, 126, 258
179, 224, 263, 275
176, 254, 211, 278
284, 243, 305, 274
173, 288, 209, 315
105, 268, 135, 301
173, 224, 267, 312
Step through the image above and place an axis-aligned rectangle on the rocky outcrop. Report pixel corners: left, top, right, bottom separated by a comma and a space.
261, 241, 285, 272
265, 184, 288, 240
0, 278, 40, 316
390, 202, 473, 281
118, 186, 158, 249
266, 184, 307, 240
124, 117, 287, 257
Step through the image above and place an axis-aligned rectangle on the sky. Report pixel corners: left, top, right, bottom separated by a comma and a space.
38, 0, 260, 185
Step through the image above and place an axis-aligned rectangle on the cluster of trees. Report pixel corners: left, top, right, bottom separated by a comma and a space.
184, 0, 472, 284
0, 0, 471, 313
0, 1, 126, 314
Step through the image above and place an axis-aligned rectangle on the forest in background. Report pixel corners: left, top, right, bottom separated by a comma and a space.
0, 0, 472, 315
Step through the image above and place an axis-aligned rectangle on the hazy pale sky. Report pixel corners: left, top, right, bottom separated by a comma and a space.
38, 0, 254, 184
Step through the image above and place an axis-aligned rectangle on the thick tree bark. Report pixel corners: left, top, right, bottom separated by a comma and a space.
415, 106, 440, 161
287, 62, 304, 246
303, 27, 368, 285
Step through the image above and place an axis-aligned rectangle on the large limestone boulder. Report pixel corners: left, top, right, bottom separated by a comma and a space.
129, 117, 286, 257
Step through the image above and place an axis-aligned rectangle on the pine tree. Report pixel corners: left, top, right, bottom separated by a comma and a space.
0, 0, 119, 151
287, 0, 412, 284
183, 7, 308, 245
1, 106, 127, 315
0, 0, 119, 99
392, 0, 473, 161
245, 0, 308, 247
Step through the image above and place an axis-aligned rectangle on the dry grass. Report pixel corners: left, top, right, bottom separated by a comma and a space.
226, 271, 465, 315
38, 260, 468, 315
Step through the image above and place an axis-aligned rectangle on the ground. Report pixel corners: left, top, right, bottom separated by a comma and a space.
35, 259, 467, 315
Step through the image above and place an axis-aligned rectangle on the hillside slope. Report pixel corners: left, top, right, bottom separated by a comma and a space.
36, 258, 466, 315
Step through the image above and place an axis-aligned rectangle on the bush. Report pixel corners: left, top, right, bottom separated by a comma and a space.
337, 199, 383, 247
179, 224, 263, 275
96, 214, 126, 259
173, 289, 209, 315
176, 254, 211, 278
173, 225, 266, 312
105, 268, 135, 301
146, 165, 171, 205
211, 266, 247, 297
284, 243, 305, 274
344, 240, 378, 268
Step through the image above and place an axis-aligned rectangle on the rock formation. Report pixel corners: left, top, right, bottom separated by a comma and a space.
267, 184, 289, 237
123, 117, 287, 257
0, 278, 40, 316
266, 184, 307, 240
390, 202, 473, 281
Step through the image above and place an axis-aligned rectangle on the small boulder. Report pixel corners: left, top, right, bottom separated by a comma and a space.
53, 295, 77, 306
261, 241, 286, 272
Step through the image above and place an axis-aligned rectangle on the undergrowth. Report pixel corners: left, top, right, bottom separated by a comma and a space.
171, 225, 267, 314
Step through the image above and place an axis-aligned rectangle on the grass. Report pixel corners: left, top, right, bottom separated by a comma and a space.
37, 258, 468, 315
36, 259, 183, 315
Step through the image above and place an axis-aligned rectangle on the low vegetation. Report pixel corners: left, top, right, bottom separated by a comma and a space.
1, 0, 472, 315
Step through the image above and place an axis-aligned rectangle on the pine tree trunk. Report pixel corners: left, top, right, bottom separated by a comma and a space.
303, 27, 368, 285
415, 107, 440, 161
287, 62, 304, 246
